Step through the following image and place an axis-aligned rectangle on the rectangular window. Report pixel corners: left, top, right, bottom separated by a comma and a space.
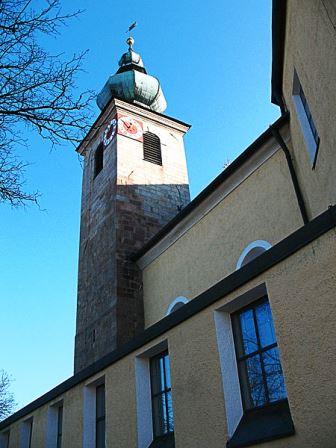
20, 418, 33, 448
150, 351, 174, 439
94, 143, 104, 178
95, 384, 105, 448
231, 298, 287, 410
215, 286, 294, 448
0, 431, 10, 448
298, 84, 319, 146
292, 70, 320, 167
56, 405, 63, 448
46, 401, 63, 448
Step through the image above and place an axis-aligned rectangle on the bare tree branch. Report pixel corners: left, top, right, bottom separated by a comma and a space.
0, 370, 16, 421
0, 0, 95, 207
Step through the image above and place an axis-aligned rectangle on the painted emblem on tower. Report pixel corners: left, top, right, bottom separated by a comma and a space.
103, 117, 117, 146
117, 114, 143, 141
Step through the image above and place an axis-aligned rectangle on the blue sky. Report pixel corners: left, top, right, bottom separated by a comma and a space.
1, 0, 280, 410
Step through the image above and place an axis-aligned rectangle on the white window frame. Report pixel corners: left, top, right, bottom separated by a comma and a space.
236, 240, 271, 270
166, 296, 189, 315
214, 284, 268, 436
135, 340, 169, 448
82, 376, 105, 448
19, 417, 33, 448
292, 69, 319, 167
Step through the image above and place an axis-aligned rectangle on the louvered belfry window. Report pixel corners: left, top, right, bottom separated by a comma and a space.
143, 132, 162, 165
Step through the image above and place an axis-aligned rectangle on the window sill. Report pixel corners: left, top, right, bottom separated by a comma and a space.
149, 432, 175, 448
227, 400, 295, 448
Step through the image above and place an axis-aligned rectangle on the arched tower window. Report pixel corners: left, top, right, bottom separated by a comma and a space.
143, 132, 162, 165
236, 240, 272, 270
166, 296, 189, 315
94, 143, 104, 178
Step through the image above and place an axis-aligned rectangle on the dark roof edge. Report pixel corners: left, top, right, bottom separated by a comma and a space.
1, 203, 335, 431
271, 0, 287, 111
133, 113, 289, 262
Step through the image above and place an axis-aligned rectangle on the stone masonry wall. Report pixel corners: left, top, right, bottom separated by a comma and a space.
74, 102, 190, 372
74, 133, 118, 372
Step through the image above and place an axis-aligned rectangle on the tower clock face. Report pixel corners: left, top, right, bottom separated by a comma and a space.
118, 115, 143, 141
103, 117, 117, 146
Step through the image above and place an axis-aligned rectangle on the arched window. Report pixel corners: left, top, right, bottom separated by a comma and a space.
166, 296, 189, 315
143, 132, 162, 165
94, 143, 104, 178
236, 240, 272, 270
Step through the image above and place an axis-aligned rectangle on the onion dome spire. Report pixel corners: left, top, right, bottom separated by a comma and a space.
97, 37, 167, 113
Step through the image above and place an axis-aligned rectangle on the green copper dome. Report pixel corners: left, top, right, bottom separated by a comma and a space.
97, 37, 167, 113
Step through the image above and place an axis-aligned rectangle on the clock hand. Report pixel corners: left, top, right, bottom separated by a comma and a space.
120, 119, 131, 129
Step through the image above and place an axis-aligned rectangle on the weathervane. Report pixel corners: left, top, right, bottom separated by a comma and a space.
126, 21, 137, 34
126, 21, 137, 49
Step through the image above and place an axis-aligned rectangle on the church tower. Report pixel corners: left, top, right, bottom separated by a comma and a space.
74, 37, 191, 372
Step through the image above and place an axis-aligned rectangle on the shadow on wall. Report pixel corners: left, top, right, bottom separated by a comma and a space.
114, 182, 190, 250
75, 182, 190, 373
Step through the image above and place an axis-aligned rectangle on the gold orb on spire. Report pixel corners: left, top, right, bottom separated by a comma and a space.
126, 36, 134, 49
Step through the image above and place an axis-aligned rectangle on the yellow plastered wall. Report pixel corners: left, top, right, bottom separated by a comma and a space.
167, 308, 227, 448
4, 228, 336, 447
7, 385, 84, 448
105, 357, 137, 447
142, 145, 304, 327
264, 230, 336, 448
59, 387, 83, 448
283, 0, 336, 218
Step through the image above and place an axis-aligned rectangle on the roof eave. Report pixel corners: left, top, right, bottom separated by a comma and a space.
271, 0, 287, 113
133, 113, 290, 262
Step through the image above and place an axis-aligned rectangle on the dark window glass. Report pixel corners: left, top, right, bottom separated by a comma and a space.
94, 143, 104, 178
262, 347, 287, 402
27, 419, 33, 448
232, 298, 287, 410
96, 384, 105, 448
298, 84, 320, 146
2, 432, 9, 448
238, 309, 258, 356
150, 351, 174, 438
143, 132, 162, 165
255, 302, 276, 348
56, 406, 63, 448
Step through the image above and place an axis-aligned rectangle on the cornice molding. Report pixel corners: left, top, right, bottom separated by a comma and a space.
1, 204, 335, 431
77, 99, 190, 156
137, 126, 290, 269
